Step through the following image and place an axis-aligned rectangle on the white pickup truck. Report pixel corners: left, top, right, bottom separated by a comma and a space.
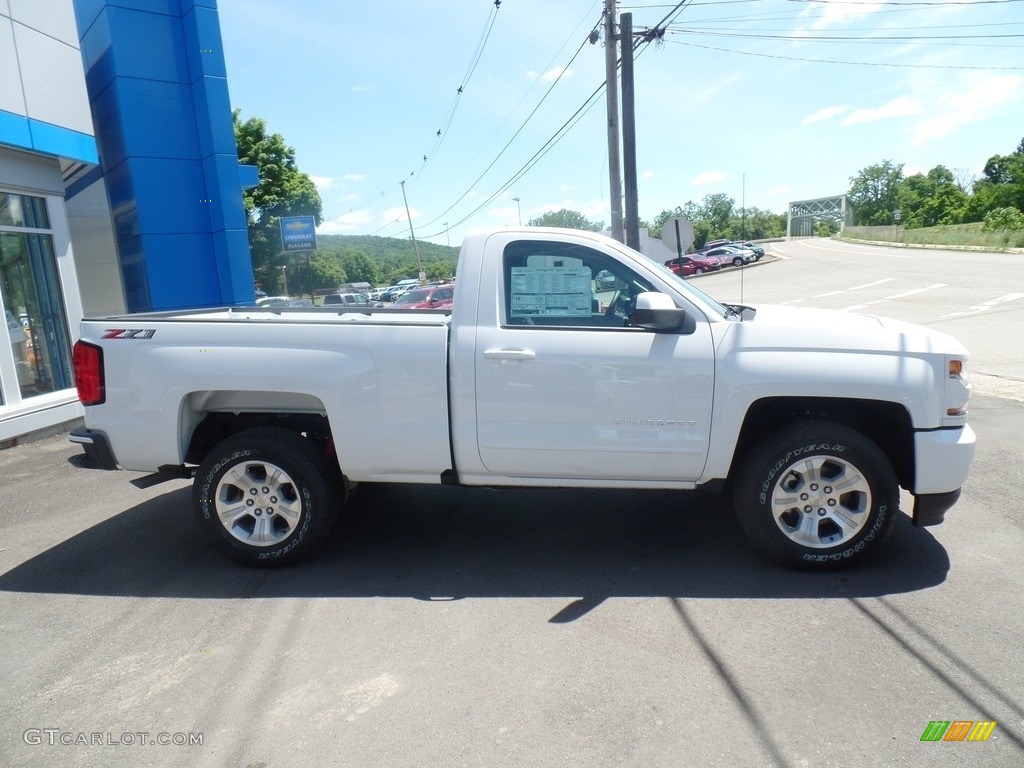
69, 227, 975, 570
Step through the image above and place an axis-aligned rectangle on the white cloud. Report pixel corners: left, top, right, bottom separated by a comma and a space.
802, 0, 886, 30
842, 95, 922, 125
382, 206, 415, 223
692, 171, 727, 186
343, 173, 367, 183
353, 84, 373, 92
802, 105, 848, 126
317, 209, 375, 234
766, 185, 790, 197
912, 75, 1022, 145
642, 170, 655, 180
527, 67, 572, 82
309, 175, 334, 191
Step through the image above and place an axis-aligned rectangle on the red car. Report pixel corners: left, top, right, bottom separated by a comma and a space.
664, 252, 722, 277
391, 283, 454, 310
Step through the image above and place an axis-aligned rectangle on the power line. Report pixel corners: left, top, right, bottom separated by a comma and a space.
664, 36, 1024, 68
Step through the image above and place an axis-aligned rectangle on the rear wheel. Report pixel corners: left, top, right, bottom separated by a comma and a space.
733, 420, 899, 569
192, 427, 340, 566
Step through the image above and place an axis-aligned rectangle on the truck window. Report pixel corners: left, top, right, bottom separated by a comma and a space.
502, 240, 654, 328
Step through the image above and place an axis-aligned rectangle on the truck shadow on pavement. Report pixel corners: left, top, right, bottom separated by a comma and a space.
0, 481, 949, 602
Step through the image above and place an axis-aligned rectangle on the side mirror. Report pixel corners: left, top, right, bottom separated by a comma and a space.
630, 292, 695, 334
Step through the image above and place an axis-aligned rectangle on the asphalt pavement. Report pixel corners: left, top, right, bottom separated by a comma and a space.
1, 390, 1022, 768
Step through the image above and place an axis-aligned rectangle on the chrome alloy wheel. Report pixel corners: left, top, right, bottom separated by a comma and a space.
214, 460, 302, 546
770, 454, 871, 549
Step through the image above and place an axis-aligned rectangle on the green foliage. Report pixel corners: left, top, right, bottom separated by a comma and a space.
649, 197, 784, 247
813, 219, 840, 237
849, 140, 1024, 232
528, 209, 604, 231
848, 160, 904, 225
233, 110, 323, 288
981, 206, 1024, 232
896, 165, 968, 229
315, 234, 459, 286
339, 249, 380, 286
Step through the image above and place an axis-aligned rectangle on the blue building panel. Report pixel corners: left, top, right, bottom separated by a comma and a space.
210, 228, 256, 304
143, 233, 222, 310
0, 110, 34, 150
201, 153, 248, 233
73, 0, 256, 312
182, 4, 228, 81
129, 157, 213, 234
189, 74, 236, 159
91, 78, 200, 166
29, 120, 100, 164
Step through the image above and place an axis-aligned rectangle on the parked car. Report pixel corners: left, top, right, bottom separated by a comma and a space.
664, 252, 722, 277
391, 284, 454, 310
704, 245, 756, 267
322, 292, 377, 307
733, 241, 765, 260
380, 281, 420, 302
594, 270, 618, 289
255, 296, 292, 307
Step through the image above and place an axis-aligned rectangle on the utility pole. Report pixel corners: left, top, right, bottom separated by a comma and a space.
400, 180, 424, 283
620, 12, 639, 250
604, 0, 623, 243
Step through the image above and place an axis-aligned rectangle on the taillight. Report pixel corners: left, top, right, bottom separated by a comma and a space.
73, 341, 105, 405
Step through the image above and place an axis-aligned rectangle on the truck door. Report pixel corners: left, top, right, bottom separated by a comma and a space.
472, 237, 715, 483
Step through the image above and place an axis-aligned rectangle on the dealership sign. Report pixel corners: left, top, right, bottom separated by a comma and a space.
279, 216, 317, 253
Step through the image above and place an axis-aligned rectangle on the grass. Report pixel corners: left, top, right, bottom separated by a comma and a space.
840, 222, 1024, 250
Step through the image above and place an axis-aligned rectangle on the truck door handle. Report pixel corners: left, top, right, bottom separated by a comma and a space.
483, 348, 536, 361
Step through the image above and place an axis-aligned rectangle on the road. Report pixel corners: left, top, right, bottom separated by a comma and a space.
703, 237, 1024, 399
1, 239, 1022, 767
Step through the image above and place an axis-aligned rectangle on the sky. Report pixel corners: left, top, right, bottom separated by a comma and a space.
215, 0, 1024, 246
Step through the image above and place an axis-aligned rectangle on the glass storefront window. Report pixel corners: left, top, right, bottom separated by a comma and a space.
0, 192, 73, 401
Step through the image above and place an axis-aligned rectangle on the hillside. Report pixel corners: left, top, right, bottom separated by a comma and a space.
316, 234, 459, 264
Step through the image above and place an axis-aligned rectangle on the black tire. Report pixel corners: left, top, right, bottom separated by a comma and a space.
732, 420, 899, 570
695, 267, 705, 275
732, 257, 744, 267
192, 427, 341, 566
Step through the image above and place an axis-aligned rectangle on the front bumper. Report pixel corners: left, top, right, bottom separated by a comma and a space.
911, 424, 975, 526
68, 427, 118, 471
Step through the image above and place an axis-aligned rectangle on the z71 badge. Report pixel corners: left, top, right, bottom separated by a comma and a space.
101, 328, 156, 339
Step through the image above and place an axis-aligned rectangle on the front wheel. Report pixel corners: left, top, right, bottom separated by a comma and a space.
732, 420, 899, 569
192, 427, 341, 566
733, 256, 744, 267
694, 267, 705, 275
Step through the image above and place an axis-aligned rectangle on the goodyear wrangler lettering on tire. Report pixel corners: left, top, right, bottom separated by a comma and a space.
734, 421, 898, 570
191, 428, 340, 566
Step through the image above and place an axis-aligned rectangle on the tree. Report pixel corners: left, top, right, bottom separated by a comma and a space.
896, 165, 967, 228
234, 110, 323, 288
528, 209, 604, 231
339, 249, 379, 286
848, 160, 904, 225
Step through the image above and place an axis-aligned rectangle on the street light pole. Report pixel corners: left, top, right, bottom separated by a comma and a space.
512, 197, 522, 226
278, 264, 288, 295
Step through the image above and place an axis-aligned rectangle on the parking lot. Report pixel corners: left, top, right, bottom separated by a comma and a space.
0, 387, 1022, 767
2, 238, 1023, 767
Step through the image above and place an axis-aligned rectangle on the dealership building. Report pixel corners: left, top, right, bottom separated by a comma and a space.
0, 0, 254, 444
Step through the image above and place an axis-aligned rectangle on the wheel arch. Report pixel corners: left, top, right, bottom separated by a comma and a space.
179, 390, 340, 474
730, 396, 914, 489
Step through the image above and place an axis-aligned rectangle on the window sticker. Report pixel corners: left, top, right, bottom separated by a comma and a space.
509, 266, 593, 317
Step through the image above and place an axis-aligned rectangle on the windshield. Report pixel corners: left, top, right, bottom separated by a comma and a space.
394, 288, 429, 305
